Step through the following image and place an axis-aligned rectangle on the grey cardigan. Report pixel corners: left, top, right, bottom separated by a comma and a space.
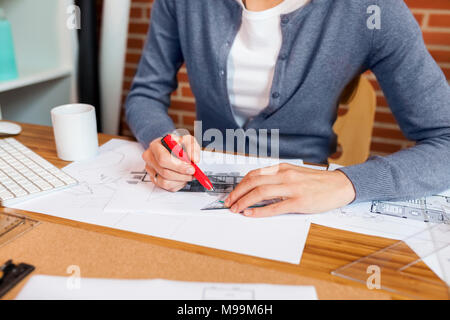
126, 0, 450, 203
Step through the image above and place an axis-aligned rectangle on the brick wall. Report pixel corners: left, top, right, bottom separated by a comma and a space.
120, 0, 450, 156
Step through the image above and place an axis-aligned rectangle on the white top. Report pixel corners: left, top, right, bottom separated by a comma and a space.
227, 0, 309, 127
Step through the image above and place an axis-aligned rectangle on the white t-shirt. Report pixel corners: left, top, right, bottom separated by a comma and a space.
227, 0, 309, 127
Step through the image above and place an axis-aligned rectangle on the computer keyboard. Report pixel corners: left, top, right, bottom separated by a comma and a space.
0, 138, 78, 206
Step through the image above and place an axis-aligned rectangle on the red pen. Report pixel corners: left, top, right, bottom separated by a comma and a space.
161, 134, 214, 191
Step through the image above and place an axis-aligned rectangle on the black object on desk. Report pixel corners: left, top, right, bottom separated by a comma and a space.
0, 260, 35, 298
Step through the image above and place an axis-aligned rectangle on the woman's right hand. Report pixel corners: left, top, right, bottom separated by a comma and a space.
142, 134, 201, 192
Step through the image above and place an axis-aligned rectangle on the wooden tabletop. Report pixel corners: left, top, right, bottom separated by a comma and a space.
0, 123, 447, 300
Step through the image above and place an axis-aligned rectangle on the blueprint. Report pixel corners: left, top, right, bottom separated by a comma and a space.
371, 196, 450, 224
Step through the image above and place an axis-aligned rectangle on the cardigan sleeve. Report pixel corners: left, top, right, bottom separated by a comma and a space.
125, 0, 183, 148
339, 0, 450, 202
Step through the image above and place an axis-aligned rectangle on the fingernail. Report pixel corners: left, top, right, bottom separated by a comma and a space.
231, 205, 237, 213
244, 209, 253, 216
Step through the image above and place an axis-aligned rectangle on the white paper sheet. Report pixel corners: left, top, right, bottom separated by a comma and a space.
104, 144, 305, 216
16, 275, 318, 300
10, 140, 311, 264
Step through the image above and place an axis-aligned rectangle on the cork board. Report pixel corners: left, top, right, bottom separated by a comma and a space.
0, 219, 391, 300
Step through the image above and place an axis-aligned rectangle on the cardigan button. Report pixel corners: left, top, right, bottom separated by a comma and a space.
281, 17, 289, 24
272, 92, 280, 99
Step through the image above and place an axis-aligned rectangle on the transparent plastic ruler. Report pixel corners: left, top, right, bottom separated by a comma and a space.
0, 212, 39, 248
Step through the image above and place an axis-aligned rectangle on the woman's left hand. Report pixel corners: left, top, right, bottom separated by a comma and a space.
224, 163, 356, 218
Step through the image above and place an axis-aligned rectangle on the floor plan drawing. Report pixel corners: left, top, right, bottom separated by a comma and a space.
124, 170, 279, 211
126, 170, 243, 193
371, 195, 450, 224
126, 170, 152, 185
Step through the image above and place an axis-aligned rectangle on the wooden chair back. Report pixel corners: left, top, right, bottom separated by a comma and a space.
329, 76, 377, 166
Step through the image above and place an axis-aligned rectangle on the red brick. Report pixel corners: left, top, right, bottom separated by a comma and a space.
125, 53, 141, 64
123, 80, 132, 91
376, 96, 388, 107
370, 142, 403, 154
177, 72, 190, 83
127, 38, 144, 49
375, 112, 398, 124
128, 22, 149, 34
168, 113, 179, 124
130, 7, 143, 18
428, 14, 450, 28
182, 115, 196, 126
372, 127, 407, 141
181, 86, 195, 98
429, 49, 450, 64
170, 100, 196, 111
369, 79, 381, 91
405, 0, 450, 10
423, 32, 450, 46
413, 13, 425, 26
124, 67, 137, 77
442, 67, 450, 78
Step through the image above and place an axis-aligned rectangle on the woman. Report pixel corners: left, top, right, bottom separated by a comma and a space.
126, 0, 450, 217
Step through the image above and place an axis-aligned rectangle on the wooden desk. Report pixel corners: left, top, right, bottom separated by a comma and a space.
0, 123, 446, 300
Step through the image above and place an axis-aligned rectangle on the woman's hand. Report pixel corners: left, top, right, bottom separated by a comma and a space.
142, 134, 201, 192
224, 163, 356, 218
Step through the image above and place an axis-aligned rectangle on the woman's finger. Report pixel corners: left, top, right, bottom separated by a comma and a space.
151, 139, 196, 175
149, 151, 194, 182
242, 198, 300, 218
147, 164, 187, 191
230, 184, 292, 213
145, 164, 157, 183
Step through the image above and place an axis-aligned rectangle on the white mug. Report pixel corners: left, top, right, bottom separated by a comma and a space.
51, 104, 99, 161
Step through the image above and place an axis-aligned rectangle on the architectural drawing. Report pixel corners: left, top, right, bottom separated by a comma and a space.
126, 170, 152, 185
371, 195, 450, 224
126, 170, 243, 193
124, 170, 279, 210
